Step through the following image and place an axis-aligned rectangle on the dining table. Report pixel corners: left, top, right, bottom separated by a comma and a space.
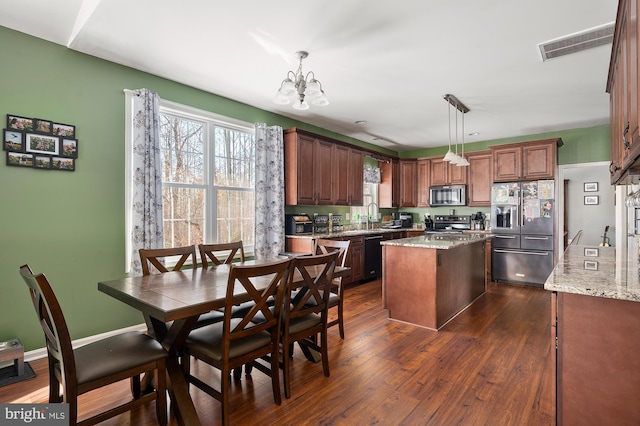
98, 259, 349, 426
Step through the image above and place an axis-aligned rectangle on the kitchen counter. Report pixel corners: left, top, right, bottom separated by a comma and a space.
285, 227, 418, 239
381, 233, 492, 250
544, 244, 640, 302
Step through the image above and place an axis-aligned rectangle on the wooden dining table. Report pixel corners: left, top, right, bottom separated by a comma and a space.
98, 259, 349, 426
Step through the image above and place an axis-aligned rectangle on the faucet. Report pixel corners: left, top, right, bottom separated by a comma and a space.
366, 202, 378, 230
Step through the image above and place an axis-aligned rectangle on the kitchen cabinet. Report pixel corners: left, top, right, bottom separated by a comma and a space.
485, 238, 492, 282
399, 159, 417, 207
417, 159, 431, 207
490, 139, 560, 182
342, 235, 364, 283
284, 128, 364, 206
430, 157, 467, 186
379, 159, 399, 208
607, 0, 640, 184
466, 151, 492, 207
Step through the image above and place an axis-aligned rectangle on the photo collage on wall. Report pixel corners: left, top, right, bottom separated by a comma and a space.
3, 114, 78, 171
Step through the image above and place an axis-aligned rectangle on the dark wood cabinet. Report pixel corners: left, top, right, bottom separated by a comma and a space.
491, 139, 560, 182
467, 151, 492, 207
607, 0, 640, 184
399, 160, 417, 207
417, 159, 431, 207
430, 157, 467, 186
348, 149, 364, 206
333, 145, 364, 206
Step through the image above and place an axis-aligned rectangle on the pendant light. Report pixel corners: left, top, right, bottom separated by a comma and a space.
443, 102, 456, 162
443, 94, 470, 167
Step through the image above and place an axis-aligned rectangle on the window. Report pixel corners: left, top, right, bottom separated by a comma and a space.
350, 182, 379, 225
159, 102, 255, 252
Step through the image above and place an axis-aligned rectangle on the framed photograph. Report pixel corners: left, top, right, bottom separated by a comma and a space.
6, 151, 33, 167
3, 129, 23, 152
584, 182, 598, 192
33, 155, 51, 169
584, 195, 599, 205
51, 157, 75, 171
52, 122, 75, 137
25, 133, 59, 155
60, 138, 78, 158
6, 114, 33, 132
584, 248, 599, 257
34, 118, 53, 134
584, 260, 598, 271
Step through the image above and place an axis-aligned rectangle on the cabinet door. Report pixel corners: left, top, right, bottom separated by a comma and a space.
295, 134, 317, 204
314, 139, 334, 205
346, 237, 364, 283
333, 144, 350, 205
523, 142, 555, 180
399, 160, 417, 207
348, 149, 364, 206
417, 159, 431, 207
430, 158, 448, 186
493, 146, 522, 182
467, 151, 492, 206
449, 161, 467, 184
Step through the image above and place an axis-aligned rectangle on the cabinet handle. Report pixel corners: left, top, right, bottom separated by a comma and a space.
623, 121, 631, 149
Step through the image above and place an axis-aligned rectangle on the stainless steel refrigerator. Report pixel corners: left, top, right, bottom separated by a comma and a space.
490, 180, 555, 287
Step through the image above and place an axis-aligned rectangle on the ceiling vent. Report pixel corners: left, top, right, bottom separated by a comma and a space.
538, 23, 615, 61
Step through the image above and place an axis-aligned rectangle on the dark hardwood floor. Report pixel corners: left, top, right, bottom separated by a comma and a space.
1, 279, 554, 425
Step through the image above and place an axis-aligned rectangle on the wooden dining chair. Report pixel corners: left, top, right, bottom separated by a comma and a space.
199, 241, 245, 268
19, 264, 168, 426
139, 245, 197, 275
281, 251, 338, 398
314, 239, 350, 338
181, 257, 291, 426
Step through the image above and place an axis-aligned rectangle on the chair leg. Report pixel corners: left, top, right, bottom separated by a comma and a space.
338, 300, 345, 339
270, 347, 282, 405
131, 375, 141, 398
156, 363, 167, 426
321, 330, 330, 377
283, 340, 292, 399
221, 367, 230, 426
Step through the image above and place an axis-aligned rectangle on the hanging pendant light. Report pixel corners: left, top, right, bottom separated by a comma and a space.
443, 94, 470, 167
443, 102, 456, 162
457, 109, 470, 167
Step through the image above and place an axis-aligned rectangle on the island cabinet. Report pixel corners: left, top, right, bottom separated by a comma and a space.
466, 151, 492, 207
607, 0, 640, 184
490, 138, 561, 182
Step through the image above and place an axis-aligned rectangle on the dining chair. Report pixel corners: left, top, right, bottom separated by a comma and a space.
139, 245, 197, 275
281, 251, 338, 398
199, 241, 245, 267
314, 239, 350, 338
181, 257, 292, 426
19, 264, 168, 426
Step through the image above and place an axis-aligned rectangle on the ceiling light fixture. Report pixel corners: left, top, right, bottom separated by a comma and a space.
442, 94, 470, 167
273, 51, 329, 111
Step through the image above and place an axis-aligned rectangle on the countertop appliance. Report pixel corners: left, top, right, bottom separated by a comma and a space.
424, 215, 471, 233
490, 180, 555, 287
363, 234, 383, 281
429, 184, 467, 207
396, 212, 413, 228
471, 212, 486, 230
285, 213, 313, 235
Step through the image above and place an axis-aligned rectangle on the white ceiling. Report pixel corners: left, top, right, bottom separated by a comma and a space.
0, 0, 618, 152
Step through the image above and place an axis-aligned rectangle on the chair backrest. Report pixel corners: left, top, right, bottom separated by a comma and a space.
139, 245, 197, 275
286, 251, 339, 324
315, 239, 350, 268
223, 258, 291, 343
19, 265, 76, 395
199, 241, 245, 268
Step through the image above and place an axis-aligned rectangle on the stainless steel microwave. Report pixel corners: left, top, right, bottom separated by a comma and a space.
429, 185, 467, 206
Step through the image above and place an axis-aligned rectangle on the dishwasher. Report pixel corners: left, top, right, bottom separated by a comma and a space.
363, 234, 383, 281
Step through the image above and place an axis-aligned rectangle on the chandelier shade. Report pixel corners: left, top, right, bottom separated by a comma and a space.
442, 94, 470, 167
274, 51, 328, 110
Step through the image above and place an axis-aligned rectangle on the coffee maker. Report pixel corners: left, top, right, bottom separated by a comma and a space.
471, 212, 486, 230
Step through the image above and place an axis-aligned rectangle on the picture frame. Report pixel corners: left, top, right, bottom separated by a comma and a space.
25, 133, 59, 155
60, 138, 78, 158
584, 182, 598, 192
584, 195, 599, 205
51, 157, 75, 171
6, 151, 33, 167
6, 114, 33, 132
33, 155, 51, 169
584, 260, 598, 271
52, 122, 75, 137
33, 118, 53, 134
3, 129, 23, 152
584, 248, 599, 257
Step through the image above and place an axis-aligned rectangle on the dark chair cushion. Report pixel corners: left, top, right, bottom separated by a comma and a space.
186, 318, 272, 361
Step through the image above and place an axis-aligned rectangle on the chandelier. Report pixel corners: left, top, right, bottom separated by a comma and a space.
442, 94, 470, 167
273, 51, 329, 111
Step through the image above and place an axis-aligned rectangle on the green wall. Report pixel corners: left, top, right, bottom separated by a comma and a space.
0, 25, 611, 352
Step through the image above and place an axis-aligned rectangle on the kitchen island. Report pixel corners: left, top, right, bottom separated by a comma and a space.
381, 233, 490, 331
544, 245, 640, 425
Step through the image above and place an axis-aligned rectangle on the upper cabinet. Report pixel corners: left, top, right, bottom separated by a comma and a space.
379, 159, 399, 208
466, 151, 492, 206
430, 157, 467, 186
417, 159, 431, 207
399, 159, 418, 207
607, 0, 640, 184
284, 128, 364, 206
490, 139, 561, 182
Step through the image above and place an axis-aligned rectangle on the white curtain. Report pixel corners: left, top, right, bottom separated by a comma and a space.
254, 123, 285, 260
129, 89, 163, 275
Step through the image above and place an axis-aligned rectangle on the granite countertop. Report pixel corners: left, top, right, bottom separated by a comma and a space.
285, 227, 418, 239
380, 233, 491, 249
544, 245, 640, 303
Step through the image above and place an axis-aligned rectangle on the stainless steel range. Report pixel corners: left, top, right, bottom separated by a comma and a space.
425, 215, 471, 233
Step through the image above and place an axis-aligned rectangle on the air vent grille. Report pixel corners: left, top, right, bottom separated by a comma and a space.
538, 23, 614, 61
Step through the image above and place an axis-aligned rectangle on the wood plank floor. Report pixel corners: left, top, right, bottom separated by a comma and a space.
1, 280, 554, 425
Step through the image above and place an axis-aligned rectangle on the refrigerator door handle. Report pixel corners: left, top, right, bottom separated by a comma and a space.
524, 236, 550, 240
494, 249, 549, 256
494, 235, 517, 239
